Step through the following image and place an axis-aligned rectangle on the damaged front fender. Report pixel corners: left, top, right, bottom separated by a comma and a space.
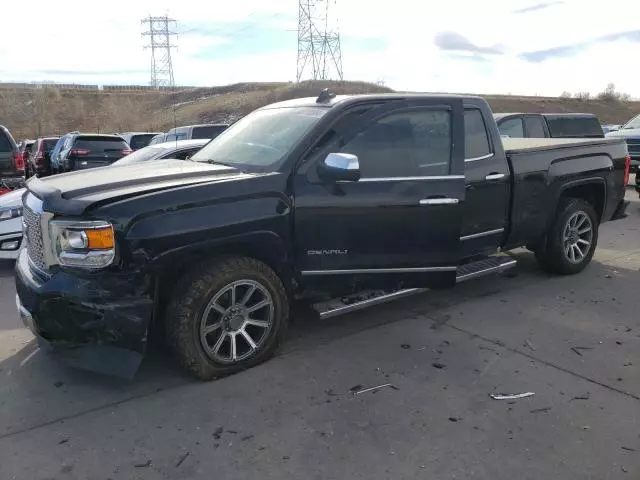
14, 249, 155, 380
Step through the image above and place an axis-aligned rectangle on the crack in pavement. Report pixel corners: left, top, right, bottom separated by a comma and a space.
446, 323, 640, 402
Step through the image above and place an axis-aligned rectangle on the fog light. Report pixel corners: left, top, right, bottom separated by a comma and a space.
1, 240, 20, 250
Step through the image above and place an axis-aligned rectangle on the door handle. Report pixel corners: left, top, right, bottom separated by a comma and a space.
485, 173, 505, 181
419, 198, 459, 205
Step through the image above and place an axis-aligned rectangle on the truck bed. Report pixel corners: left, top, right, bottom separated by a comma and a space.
502, 137, 624, 153
501, 136, 628, 251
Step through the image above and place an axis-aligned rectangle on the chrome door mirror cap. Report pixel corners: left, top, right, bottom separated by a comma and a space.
318, 152, 361, 182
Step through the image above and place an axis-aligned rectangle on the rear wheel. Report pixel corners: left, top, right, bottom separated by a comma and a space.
165, 256, 289, 380
535, 198, 598, 275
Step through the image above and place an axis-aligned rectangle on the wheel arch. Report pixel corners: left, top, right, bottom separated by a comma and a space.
558, 178, 606, 222
152, 231, 294, 308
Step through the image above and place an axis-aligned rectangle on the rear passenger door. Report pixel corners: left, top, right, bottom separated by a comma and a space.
294, 99, 465, 290
461, 107, 510, 258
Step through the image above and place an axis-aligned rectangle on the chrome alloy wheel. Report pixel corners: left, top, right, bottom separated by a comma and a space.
562, 211, 593, 264
199, 280, 274, 364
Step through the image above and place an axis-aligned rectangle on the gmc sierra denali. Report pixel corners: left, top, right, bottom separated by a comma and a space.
14, 91, 631, 380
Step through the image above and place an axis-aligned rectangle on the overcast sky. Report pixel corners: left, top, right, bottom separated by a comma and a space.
1, 0, 639, 97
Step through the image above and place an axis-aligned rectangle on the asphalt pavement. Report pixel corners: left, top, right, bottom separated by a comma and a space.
0, 188, 639, 480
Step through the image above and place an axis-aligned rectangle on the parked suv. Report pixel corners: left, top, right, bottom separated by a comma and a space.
25, 136, 60, 178
117, 132, 162, 151
16, 139, 35, 175
0, 125, 22, 180
56, 133, 132, 173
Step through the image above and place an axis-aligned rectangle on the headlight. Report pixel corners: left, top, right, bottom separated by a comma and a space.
0, 207, 22, 222
49, 220, 115, 269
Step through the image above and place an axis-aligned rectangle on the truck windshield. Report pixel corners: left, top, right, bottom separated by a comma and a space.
190, 106, 328, 169
622, 114, 640, 130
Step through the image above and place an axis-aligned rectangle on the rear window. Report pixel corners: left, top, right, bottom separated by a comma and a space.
464, 109, 492, 159
73, 136, 129, 152
191, 125, 227, 139
129, 134, 157, 150
545, 116, 604, 138
0, 132, 13, 152
44, 139, 59, 151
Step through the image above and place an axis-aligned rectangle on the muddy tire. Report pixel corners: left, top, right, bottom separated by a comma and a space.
535, 198, 598, 275
165, 256, 289, 381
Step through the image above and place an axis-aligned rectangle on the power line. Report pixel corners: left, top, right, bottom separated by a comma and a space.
296, 0, 343, 82
141, 15, 178, 89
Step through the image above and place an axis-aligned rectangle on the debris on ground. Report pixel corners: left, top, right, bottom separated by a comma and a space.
621, 446, 636, 452
432, 362, 447, 369
570, 346, 592, 356
448, 417, 461, 422
54, 381, 64, 388
524, 340, 536, 351
571, 393, 591, 401
530, 407, 552, 414
400, 344, 411, 349
353, 383, 398, 395
213, 427, 224, 440
490, 392, 535, 400
57, 438, 69, 445
349, 384, 363, 393
175, 452, 190, 467
134, 460, 152, 468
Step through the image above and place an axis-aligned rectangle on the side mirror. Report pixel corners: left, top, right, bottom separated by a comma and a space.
317, 152, 360, 182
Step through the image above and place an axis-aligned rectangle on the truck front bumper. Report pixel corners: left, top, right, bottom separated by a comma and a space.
14, 248, 155, 379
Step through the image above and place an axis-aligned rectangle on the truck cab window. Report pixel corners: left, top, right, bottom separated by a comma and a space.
340, 109, 451, 178
499, 118, 524, 138
524, 117, 546, 138
464, 109, 492, 159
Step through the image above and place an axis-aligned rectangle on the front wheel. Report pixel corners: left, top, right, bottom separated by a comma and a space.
535, 198, 598, 275
165, 256, 289, 380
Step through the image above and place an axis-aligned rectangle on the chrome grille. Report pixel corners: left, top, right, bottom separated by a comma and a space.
23, 204, 47, 271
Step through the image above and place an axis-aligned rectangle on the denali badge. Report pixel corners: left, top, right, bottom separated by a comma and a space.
307, 249, 348, 256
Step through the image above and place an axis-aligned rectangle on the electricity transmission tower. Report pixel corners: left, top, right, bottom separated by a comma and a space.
296, 0, 343, 82
141, 16, 177, 88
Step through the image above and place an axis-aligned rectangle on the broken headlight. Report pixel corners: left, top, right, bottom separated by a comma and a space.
49, 220, 115, 269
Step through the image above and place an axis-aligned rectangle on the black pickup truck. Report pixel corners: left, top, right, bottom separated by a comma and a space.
14, 91, 630, 380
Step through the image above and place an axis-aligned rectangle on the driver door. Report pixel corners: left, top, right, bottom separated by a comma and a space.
293, 98, 465, 291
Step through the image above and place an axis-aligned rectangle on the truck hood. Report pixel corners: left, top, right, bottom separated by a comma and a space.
26, 159, 252, 216
606, 128, 640, 138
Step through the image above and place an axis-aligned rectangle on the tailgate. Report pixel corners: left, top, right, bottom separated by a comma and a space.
70, 137, 130, 170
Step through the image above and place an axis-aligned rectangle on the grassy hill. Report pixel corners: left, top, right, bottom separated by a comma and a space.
1, 80, 638, 140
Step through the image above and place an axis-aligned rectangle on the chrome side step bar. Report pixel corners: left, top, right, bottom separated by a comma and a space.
315, 256, 517, 320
